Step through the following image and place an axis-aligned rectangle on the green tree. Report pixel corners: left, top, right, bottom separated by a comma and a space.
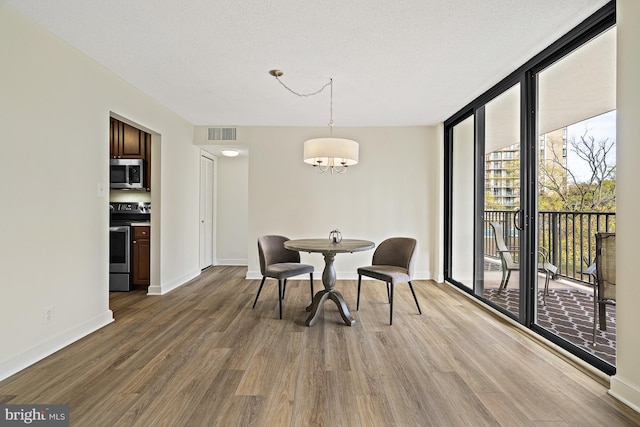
539, 129, 615, 212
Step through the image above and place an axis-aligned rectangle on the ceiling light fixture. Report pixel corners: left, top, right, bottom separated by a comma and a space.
269, 69, 358, 174
221, 150, 239, 157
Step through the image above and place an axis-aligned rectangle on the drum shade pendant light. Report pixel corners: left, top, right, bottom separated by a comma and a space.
269, 69, 358, 174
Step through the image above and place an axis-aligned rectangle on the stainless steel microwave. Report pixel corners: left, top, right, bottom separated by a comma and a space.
110, 159, 144, 189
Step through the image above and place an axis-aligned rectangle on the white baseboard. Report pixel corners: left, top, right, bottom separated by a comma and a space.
147, 269, 200, 295
216, 258, 248, 266
610, 374, 640, 414
0, 310, 114, 382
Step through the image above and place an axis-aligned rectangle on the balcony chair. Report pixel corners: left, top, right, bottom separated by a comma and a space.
592, 232, 616, 345
253, 235, 314, 319
356, 237, 422, 325
489, 222, 557, 303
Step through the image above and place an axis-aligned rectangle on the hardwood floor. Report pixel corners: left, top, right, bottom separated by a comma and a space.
1, 266, 639, 426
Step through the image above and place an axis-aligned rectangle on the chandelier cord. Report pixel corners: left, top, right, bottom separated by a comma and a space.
273, 75, 333, 130
329, 80, 334, 135
269, 68, 357, 174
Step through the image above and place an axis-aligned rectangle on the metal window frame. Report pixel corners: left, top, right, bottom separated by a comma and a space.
443, 1, 616, 375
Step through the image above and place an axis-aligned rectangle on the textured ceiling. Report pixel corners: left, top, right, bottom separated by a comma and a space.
4, 0, 610, 126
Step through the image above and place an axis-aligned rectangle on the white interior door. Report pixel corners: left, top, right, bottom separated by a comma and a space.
199, 155, 214, 269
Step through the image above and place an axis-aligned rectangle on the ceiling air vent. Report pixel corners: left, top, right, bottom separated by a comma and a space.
208, 127, 237, 141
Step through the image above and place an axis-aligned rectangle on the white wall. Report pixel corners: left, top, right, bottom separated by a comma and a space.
216, 155, 249, 265
195, 125, 440, 276
238, 126, 440, 281
3, 1, 636, 408
610, 0, 640, 412
0, 4, 199, 380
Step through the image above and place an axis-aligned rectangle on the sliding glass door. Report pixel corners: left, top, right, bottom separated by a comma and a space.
450, 116, 475, 291
447, 84, 525, 321
444, 3, 616, 374
480, 84, 523, 319
535, 26, 617, 367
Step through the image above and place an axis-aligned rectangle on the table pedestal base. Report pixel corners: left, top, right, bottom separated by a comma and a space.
283, 240, 374, 327
305, 289, 355, 327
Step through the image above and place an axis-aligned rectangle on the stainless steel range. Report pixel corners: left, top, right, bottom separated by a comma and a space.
109, 202, 150, 291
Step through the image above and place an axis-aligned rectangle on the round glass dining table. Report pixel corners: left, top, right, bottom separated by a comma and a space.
284, 238, 375, 326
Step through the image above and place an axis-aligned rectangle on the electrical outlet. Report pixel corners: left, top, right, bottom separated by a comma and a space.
43, 305, 55, 325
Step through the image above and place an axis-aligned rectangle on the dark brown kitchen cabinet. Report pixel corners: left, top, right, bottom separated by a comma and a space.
110, 117, 152, 191
144, 132, 152, 191
131, 226, 150, 287
109, 118, 120, 157
110, 118, 145, 159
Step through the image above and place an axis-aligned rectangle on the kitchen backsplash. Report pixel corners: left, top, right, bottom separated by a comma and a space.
109, 189, 151, 203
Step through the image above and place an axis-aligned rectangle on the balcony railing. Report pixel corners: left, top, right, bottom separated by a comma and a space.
484, 210, 616, 284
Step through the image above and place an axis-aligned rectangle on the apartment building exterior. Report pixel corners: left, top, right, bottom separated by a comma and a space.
485, 128, 567, 209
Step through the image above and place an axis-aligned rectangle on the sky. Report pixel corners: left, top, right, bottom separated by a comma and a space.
565, 110, 616, 183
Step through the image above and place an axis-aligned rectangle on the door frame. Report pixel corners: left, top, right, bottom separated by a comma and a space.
199, 151, 216, 270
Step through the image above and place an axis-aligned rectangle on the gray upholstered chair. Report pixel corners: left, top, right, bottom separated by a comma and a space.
356, 237, 422, 325
253, 235, 314, 319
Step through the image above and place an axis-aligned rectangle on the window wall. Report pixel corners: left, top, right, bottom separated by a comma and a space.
481, 84, 522, 319
535, 26, 617, 366
444, 3, 616, 374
